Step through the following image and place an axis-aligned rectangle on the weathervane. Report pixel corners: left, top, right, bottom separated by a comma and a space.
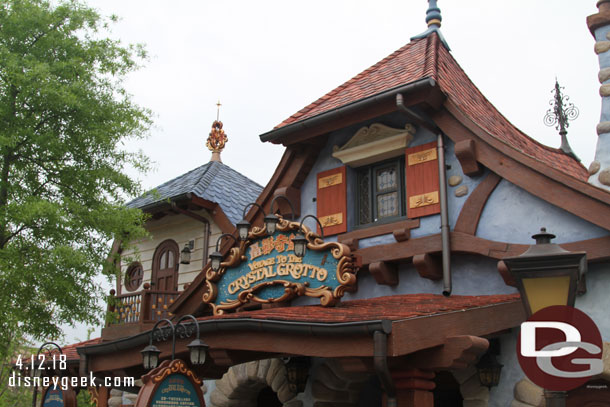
543, 79, 580, 161
206, 100, 227, 162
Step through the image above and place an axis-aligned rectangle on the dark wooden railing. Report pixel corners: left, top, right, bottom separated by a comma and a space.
106, 283, 180, 326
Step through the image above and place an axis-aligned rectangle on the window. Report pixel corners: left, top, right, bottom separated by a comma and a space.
125, 262, 143, 292
357, 158, 405, 225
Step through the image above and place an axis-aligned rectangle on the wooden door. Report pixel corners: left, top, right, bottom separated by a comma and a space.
151, 240, 179, 291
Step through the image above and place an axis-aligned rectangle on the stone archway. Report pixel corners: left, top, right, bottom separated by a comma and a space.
209, 359, 301, 407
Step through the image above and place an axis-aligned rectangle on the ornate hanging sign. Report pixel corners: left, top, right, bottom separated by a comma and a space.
203, 218, 358, 315
135, 359, 205, 407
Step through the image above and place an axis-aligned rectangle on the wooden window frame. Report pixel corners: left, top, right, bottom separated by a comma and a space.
356, 157, 406, 228
124, 261, 144, 292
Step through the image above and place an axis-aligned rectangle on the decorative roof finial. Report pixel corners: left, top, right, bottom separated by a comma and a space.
425, 0, 442, 28
411, 0, 450, 50
207, 100, 227, 163
543, 79, 580, 161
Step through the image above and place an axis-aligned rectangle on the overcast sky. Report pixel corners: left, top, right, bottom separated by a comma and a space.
64, 0, 602, 342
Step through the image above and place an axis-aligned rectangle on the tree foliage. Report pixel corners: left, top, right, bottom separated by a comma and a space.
0, 0, 150, 354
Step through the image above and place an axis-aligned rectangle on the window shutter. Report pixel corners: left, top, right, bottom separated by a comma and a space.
405, 141, 441, 218
316, 166, 347, 236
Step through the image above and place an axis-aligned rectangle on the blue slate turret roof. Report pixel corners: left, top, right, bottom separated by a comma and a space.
127, 161, 263, 225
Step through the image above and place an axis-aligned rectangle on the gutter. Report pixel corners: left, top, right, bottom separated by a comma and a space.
79, 318, 392, 356
259, 77, 437, 143
133, 192, 193, 213
374, 330, 396, 407
396, 94, 452, 296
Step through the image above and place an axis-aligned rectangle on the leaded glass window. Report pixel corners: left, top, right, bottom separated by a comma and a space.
357, 158, 404, 225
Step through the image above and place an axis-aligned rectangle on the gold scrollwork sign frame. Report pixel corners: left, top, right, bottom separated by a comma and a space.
135, 359, 204, 407
202, 217, 358, 315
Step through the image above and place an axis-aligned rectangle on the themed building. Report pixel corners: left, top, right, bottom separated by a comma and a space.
70, 2, 610, 407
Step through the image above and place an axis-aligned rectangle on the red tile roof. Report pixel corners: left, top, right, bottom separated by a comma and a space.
62, 337, 101, 361
275, 33, 587, 181
203, 293, 520, 323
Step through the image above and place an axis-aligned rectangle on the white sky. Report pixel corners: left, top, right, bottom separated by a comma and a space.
63, 0, 602, 342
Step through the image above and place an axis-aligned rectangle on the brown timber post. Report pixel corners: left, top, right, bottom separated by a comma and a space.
141, 283, 152, 323
388, 369, 436, 407
106, 290, 115, 327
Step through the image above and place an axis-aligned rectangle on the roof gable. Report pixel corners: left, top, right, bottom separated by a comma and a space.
273, 33, 587, 181
127, 161, 263, 225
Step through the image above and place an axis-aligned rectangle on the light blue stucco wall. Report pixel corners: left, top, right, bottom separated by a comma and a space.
477, 179, 608, 244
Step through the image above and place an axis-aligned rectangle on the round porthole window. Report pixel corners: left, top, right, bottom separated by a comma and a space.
125, 262, 143, 291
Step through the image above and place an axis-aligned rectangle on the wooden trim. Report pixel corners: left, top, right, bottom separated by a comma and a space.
454, 172, 501, 235
388, 300, 525, 356
338, 219, 420, 245
435, 103, 610, 230
403, 335, 489, 370
171, 203, 210, 225
454, 139, 482, 176
413, 253, 442, 281
369, 261, 399, 286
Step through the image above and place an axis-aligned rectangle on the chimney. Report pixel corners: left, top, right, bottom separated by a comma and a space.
588, 0, 610, 190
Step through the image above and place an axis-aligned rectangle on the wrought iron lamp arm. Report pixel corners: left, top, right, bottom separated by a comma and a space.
241, 202, 266, 219
298, 214, 325, 240
175, 315, 200, 341
150, 318, 176, 360
269, 194, 296, 220
215, 233, 239, 252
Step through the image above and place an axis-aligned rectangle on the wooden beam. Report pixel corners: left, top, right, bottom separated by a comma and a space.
369, 261, 399, 286
454, 172, 501, 235
413, 254, 442, 281
403, 336, 489, 370
338, 219, 419, 246
388, 300, 525, 356
454, 139, 482, 176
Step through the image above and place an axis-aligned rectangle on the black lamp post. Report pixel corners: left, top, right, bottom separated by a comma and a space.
502, 228, 586, 317
31, 342, 63, 407
209, 233, 239, 272
292, 215, 324, 258
141, 315, 208, 370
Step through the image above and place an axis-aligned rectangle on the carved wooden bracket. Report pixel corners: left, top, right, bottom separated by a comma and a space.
369, 261, 398, 286
405, 335, 489, 370
413, 253, 442, 281
274, 186, 301, 218
455, 139, 482, 176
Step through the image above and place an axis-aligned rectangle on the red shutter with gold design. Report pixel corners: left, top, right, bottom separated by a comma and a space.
405, 141, 440, 218
316, 166, 347, 235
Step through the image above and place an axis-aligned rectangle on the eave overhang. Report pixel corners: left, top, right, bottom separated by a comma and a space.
259, 77, 444, 146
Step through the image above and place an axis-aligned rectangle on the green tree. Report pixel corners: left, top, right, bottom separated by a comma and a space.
0, 0, 150, 375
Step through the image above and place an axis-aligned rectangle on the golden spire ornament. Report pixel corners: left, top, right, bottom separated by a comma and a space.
206, 100, 227, 162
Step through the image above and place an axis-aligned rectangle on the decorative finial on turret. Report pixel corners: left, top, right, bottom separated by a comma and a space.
206, 100, 227, 163
543, 79, 580, 161
411, 0, 450, 50
425, 0, 442, 28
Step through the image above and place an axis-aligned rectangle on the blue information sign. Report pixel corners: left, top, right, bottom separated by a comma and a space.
150, 373, 201, 407
42, 386, 63, 407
